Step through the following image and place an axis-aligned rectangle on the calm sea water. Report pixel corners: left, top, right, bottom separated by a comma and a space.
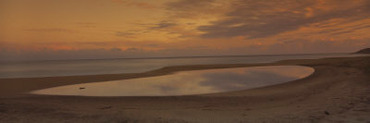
0, 53, 366, 78
31, 66, 314, 96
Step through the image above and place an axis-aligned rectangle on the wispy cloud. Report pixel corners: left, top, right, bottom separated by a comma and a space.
150, 21, 177, 29
166, 0, 215, 11
115, 31, 134, 37
165, 0, 229, 19
111, 0, 157, 9
197, 0, 370, 38
25, 28, 73, 33
75, 22, 97, 28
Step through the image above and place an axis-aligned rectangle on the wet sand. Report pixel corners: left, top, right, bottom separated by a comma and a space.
0, 56, 369, 122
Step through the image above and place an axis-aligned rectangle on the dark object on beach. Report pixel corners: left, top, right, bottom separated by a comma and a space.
99, 106, 112, 110
355, 48, 370, 54
324, 111, 330, 115
79, 87, 85, 90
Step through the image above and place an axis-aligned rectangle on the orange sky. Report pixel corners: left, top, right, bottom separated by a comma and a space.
0, 0, 369, 60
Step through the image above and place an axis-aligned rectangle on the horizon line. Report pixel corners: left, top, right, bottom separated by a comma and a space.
0, 52, 352, 63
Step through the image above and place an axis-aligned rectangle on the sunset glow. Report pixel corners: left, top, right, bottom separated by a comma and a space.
1, 0, 369, 60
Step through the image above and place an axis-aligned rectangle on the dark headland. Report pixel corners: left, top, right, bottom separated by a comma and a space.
355, 48, 370, 54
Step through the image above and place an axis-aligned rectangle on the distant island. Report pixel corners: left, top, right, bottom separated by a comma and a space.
355, 48, 370, 54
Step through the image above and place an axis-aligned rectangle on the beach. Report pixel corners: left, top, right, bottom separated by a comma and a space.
0, 56, 369, 122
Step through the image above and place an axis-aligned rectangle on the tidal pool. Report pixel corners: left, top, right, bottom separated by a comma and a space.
30, 65, 314, 96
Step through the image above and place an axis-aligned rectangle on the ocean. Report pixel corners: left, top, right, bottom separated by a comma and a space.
0, 53, 367, 78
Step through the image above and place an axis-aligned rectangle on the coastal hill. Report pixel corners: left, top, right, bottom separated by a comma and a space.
355, 48, 370, 54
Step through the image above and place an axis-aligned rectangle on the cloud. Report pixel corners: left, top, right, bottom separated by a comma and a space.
329, 24, 370, 36
150, 21, 177, 29
166, 0, 215, 11
266, 38, 370, 54
115, 31, 134, 37
75, 22, 97, 28
111, 0, 157, 9
165, 0, 231, 19
110, 48, 122, 52
197, 0, 370, 38
125, 47, 141, 52
25, 28, 73, 33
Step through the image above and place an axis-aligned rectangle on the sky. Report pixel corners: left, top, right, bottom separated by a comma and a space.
0, 0, 369, 61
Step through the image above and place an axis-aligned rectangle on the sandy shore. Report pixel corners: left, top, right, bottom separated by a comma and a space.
0, 56, 369, 122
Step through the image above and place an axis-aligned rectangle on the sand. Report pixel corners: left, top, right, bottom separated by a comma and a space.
0, 56, 369, 122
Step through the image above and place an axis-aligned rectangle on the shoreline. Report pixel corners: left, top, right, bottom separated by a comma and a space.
0, 56, 361, 96
0, 56, 369, 122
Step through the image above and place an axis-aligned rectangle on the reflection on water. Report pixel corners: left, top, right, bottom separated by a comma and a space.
31, 66, 314, 96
